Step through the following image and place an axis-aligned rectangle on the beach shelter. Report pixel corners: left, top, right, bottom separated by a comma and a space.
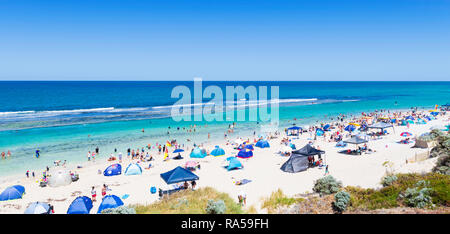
287, 126, 302, 136
97, 195, 124, 214
190, 147, 207, 158
104, 164, 122, 176
323, 124, 331, 131
405, 116, 415, 120
237, 149, 253, 158
424, 116, 432, 121
430, 111, 439, 116
160, 166, 199, 184
255, 140, 270, 148
24, 202, 51, 214
210, 146, 225, 157
400, 132, 413, 137
124, 163, 142, 176
48, 168, 72, 187
293, 144, 325, 156
344, 136, 368, 145
0, 185, 25, 201
67, 196, 93, 214
226, 157, 243, 171
280, 153, 309, 173
316, 128, 324, 136
407, 119, 414, 124
244, 144, 254, 151
345, 125, 356, 132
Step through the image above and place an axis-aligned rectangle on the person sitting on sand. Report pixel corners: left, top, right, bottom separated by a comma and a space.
91, 186, 97, 202
102, 184, 107, 198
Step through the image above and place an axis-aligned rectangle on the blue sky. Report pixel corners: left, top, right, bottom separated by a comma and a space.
0, 0, 449, 81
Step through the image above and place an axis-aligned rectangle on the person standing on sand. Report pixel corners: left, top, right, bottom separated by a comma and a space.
324, 165, 329, 175
118, 152, 123, 163
102, 184, 107, 198
91, 186, 97, 202
87, 151, 91, 161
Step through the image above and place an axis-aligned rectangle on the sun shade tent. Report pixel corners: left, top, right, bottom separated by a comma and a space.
293, 144, 325, 156
430, 112, 439, 116
368, 122, 394, 131
237, 149, 253, 158
244, 144, 254, 150
24, 202, 51, 214
0, 185, 25, 201
226, 157, 243, 171
104, 164, 122, 176
287, 126, 302, 135
160, 166, 199, 185
67, 196, 93, 214
210, 146, 225, 156
316, 128, 324, 136
323, 124, 331, 131
255, 140, 270, 148
97, 195, 124, 214
190, 147, 207, 158
343, 136, 368, 145
280, 154, 309, 173
48, 168, 72, 187
345, 125, 356, 132
124, 163, 142, 176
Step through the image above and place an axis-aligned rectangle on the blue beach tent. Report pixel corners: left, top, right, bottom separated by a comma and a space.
210, 146, 225, 157
190, 147, 207, 158
406, 116, 415, 120
173, 149, 184, 153
289, 143, 296, 150
316, 128, 324, 136
430, 111, 439, 116
124, 163, 142, 176
67, 196, 93, 214
0, 185, 25, 201
255, 140, 270, 148
237, 149, 253, 158
244, 144, 254, 151
323, 124, 331, 131
227, 157, 243, 171
344, 125, 356, 132
160, 166, 199, 184
97, 195, 124, 214
104, 164, 122, 176
24, 202, 51, 214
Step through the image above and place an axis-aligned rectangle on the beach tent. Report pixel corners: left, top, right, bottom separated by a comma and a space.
287, 126, 302, 136
190, 147, 207, 158
343, 136, 368, 145
280, 153, 309, 173
323, 124, 331, 131
124, 163, 142, 176
237, 149, 253, 158
424, 116, 432, 121
407, 120, 414, 124
67, 196, 93, 214
0, 185, 25, 201
344, 125, 356, 132
104, 164, 122, 176
405, 116, 415, 120
173, 149, 184, 153
289, 143, 296, 149
48, 168, 72, 187
293, 144, 325, 156
255, 140, 270, 148
226, 157, 243, 171
210, 146, 225, 157
24, 202, 51, 214
430, 111, 439, 116
244, 144, 254, 151
97, 195, 124, 214
160, 166, 199, 184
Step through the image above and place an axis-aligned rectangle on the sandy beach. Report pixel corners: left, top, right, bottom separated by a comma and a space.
0, 109, 448, 214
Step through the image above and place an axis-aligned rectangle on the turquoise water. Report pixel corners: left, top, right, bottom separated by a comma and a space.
0, 81, 449, 177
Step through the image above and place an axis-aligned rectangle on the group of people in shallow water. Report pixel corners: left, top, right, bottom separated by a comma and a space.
1, 150, 11, 159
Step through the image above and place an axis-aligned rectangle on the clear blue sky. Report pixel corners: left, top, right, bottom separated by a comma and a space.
0, 0, 449, 81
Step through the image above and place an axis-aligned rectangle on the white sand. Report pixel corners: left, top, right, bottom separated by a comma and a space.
0, 111, 448, 214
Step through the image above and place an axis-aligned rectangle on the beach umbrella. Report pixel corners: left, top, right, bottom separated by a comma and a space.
67, 196, 93, 214
430, 111, 439, 116
97, 195, 124, 214
24, 202, 51, 214
400, 132, 413, 137
0, 185, 25, 201
349, 123, 360, 127
211, 146, 225, 156
173, 149, 184, 153
345, 125, 356, 132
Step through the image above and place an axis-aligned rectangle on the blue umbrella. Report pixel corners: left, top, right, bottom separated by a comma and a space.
24, 202, 51, 214
345, 125, 356, 132
173, 149, 184, 153
0, 185, 25, 201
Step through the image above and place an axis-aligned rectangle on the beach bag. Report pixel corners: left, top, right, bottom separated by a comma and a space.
150, 186, 157, 194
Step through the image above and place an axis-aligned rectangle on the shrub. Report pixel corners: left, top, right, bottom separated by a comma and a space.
261, 189, 304, 213
400, 180, 434, 208
313, 175, 342, 195
101, 206, 136, 214
381, 175, 398, 187
205, 199, 226, 214
333, 191, 351, 213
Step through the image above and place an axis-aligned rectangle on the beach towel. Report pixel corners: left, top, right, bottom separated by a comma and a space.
121, 194, 129, 200
236, 179, 252, 185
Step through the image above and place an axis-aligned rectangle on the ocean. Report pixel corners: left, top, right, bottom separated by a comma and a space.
0, 81, 449, 178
